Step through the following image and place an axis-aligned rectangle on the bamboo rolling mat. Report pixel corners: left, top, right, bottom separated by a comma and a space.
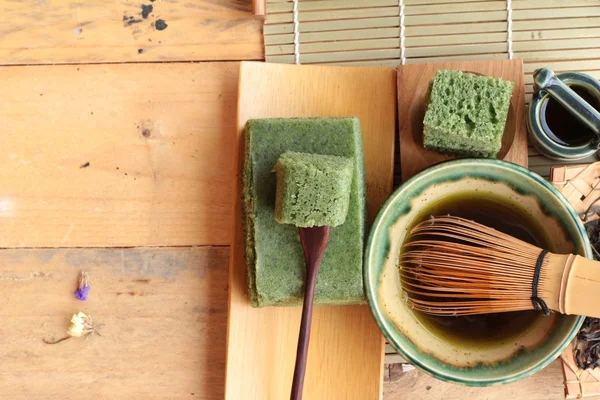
264, 0, 600, 181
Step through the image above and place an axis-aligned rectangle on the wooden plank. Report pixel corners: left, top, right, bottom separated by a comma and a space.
383, 359, 566, 399
227, 62, 397, 400
0, 246, 229, 399
0, 0, 263, 65
0, 62, 238, 248
398, 59, 528, 181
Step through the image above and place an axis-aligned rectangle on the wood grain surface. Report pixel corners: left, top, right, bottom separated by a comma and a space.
0, 62, 239, 247
0, 0, 263, 65
226, 62, 397, 400
383, 359, 567, 400
0, 246, 229, 400
0, 0, 592, 397
398, 59, 528, 180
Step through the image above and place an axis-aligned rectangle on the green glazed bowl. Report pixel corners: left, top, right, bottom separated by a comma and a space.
365, 159, 592, 386
528, 71, 600, 160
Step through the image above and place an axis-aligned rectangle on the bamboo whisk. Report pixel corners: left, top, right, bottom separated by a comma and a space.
401, 216, 600, 318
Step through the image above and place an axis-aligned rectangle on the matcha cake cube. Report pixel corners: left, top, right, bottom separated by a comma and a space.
274, 152, 353, 228
242, 117, 367, 307
423, 70, 514, 158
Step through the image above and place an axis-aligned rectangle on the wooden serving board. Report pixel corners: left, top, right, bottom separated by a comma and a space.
398, 59, 528, 180
226, 62, 396, 400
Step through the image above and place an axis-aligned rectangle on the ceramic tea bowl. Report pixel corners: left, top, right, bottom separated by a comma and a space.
528, 70, 600, 160
365, 159, 592, 385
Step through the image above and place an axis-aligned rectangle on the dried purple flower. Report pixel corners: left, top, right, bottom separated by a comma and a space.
74, 286, 90, 301
74, 271, 90, 301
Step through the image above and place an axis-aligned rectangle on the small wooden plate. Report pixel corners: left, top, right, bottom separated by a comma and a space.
398, 59, 528, 180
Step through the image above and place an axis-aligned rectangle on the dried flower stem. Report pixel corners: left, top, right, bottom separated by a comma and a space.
43, 336, 71, 345
74, 271, 91, 301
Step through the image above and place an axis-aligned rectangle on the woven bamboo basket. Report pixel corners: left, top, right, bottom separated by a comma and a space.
551, 163, 600, 399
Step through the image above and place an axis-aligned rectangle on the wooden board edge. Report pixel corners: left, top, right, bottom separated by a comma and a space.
225, 61, 249, 398
225, 61, 396, 399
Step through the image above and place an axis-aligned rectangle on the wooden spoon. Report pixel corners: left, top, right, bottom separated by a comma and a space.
290, 225, 331, 400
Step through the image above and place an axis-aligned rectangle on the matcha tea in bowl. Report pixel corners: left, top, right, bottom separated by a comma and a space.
364, 159, 592, 385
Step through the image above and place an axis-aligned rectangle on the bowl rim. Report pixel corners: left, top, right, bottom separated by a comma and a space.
364, 158, 591, 386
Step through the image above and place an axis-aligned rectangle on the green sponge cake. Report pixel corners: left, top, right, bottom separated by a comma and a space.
242, 117, 367, 307
274, 152, 353, 228
423, 70, 514, 158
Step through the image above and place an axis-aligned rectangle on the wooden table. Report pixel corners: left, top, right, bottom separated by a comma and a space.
0, 1, 580, 399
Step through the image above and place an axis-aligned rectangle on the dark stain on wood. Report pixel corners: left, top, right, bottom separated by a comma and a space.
135, 278, 151, 283
123, 15, 142, 27
155, 19, 168, 31
141, 4, 153, 19
116, 291, 144, 296
80, 162, 90, 168
138, 48, 144, 54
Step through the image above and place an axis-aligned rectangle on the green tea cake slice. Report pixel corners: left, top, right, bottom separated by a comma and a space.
274, 152, 353, 228
242, 117, 367, 307
423, 70, 514, 158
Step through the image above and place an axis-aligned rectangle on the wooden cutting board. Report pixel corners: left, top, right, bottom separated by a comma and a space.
226, 62, 396, 400
398, 59, 528, 180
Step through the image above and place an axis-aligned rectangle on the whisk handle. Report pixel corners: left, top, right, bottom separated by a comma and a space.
560, 255, 600, 318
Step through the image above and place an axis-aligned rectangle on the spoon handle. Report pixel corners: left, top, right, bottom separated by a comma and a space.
291, 226, 331, 400
533, 67, 600, 135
